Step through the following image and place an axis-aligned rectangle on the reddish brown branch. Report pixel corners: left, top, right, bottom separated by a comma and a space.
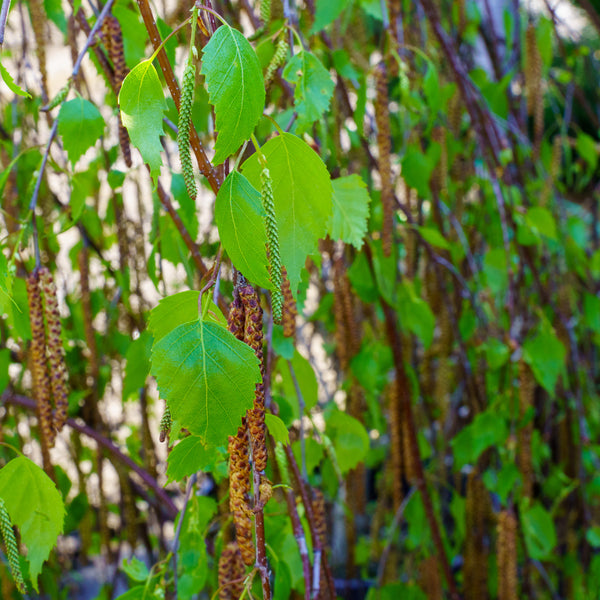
136, 0, 221, 194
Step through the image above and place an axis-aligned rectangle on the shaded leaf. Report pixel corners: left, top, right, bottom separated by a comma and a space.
326, 410, 370, 474
310, 0, 346, 33
166, 436, 219, 483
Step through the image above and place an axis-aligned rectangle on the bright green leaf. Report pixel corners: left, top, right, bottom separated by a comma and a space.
415, 226, 450, 250
277, 350, 319, 420
451, 411, 508, 469
282, 50, 335, 132
265, 414, 290, 445
329, 174, 371, 249
57, 97, 105, 165
584, 293, 600, 334
397, 283, 435, 349
522, 503, 557, 560
401, 143, 440, 199
121, 557, 150, 582
0, 457, 65, 591
525, 206, 557, 240
166, 436, 219, 483
326, 410, 369, 474
151, 320, 260, 447
310, 0, 346, 33
242, 133, 333, 294
0, 62, 31, 98
215, 171, 272, 289
119, 60, 167, 183
523, 323, 566, 394
122, 331, 153, 402
201, 25, 265, 164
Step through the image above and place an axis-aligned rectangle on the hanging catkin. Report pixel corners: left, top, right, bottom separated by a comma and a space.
0, 499, 25, 593
281, 266, 297, 339
264, 37, 288, 88
239, 285, 267, 473
374, 62, 394, 256
178, 60, 197, 200
518, 359, 534, 499
497, 509, 518, 600
260, 166, 283, 323
26, 271, 55, 452
218, 541, 246, 600
228, 423, 255, 565
104, 15, 132, 167
464, 473, 489, 600
388, 382, 403, 510
29, 0, 48, 100
39, 268, 69, 434
312, 488, 328, 548
418, 555, 443, 600
525, 23, 543, 156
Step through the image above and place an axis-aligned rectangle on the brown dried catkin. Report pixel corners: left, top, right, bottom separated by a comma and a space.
374, 62, 394, 256
27, 271, 55, 453
228, 423, 254, 565
218, 542, 246, 599
281, 267, 297, 339
497, 509, 518, 600
518, 359, 534, 499
39, 268, 69, 434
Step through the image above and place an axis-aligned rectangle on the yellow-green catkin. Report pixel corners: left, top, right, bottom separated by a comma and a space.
260, 166, 283, 323
0, 499, 25, 593
178, 60, 197, 200
265, 37, 288, 88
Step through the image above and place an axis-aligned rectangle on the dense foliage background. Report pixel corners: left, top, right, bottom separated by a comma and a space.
1, 0, 600, 598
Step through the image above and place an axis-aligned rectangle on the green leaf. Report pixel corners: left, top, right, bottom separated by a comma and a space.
215, 171, 272, 289
576, 131, 598, 171
523, 322, 566, 394
151, 320, 260, 447
415, 225, 450, 250
521, 503, 557, 560
57, 97, 105, 165
451, 410, 508, 469
401, 143, 441, 199
326, 410, 370, 474
397, 282, 435, 349
166, 436, 219, 483
242, 133, 333, 294
329, 174, 371, 249
282, 50, 335, 132
0, 62, 31, 98
148, 291, 226, 344
122, 331, 153, 402
201, 25, 265, 164
265, 414, 290, 445
121, 557, 150, 582
584, 293, 600, 334
276, 350, 318, 420
119, 60, 167, 183
0, 457, 65, 591
310, 0, 346, 33
525, 207, 557, 240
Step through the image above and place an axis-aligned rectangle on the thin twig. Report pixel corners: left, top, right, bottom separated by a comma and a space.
375, 487, 415, 587
2, 390, 178, 520
0, 0, 12, 46
171, 473, 197, 593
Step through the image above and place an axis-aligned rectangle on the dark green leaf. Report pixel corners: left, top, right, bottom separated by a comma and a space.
523, 322, 566, 394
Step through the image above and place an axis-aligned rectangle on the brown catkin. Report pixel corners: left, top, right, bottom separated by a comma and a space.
374, 62, 394, 256
541, 135, 562, 206
525, 23, 543, 155
29, 0, 48, 100
518, 359, 534, 499
388, 382, 403, 510
104, 15, 132, 167
39, 268, 69, 434
418, 555, 443, 600
281, 267, 297, 338
227, 291, 245, 341
239, 285, 268, 473
27, 271, 56, 451
78, 246, 100, 387
497, 509, 518, 600
228, 423, 254, 565
464, 473, 489, 600
312, 488, 327, 548
332, 258, 361, 370
218, 542, 246, 600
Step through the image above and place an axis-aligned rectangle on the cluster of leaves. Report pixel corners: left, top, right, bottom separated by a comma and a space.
1, 0, 600, 599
